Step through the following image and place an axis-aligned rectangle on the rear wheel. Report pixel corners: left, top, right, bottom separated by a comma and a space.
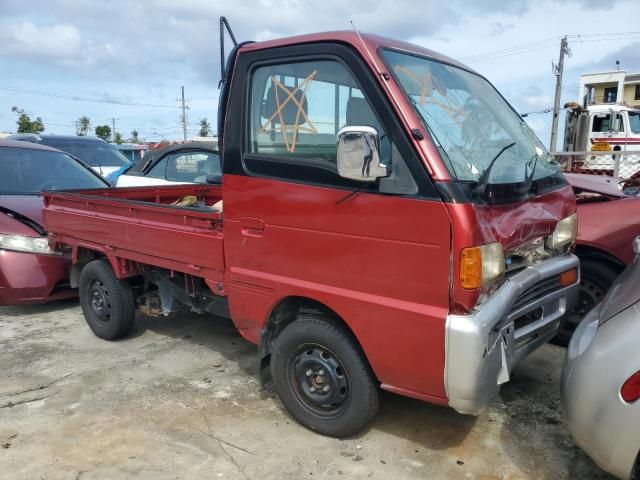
79, 259, 135, 340
270, 314, 379, 437
555, 258, 619, 346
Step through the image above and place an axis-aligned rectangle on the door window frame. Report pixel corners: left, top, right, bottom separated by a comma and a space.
224, 42, 440, 200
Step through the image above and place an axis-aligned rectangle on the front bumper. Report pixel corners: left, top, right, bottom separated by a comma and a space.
445, 254, 580, 414
0, 249, 75, 306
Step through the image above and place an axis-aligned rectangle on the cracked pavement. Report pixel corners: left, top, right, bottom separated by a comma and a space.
0, 299, 613, 479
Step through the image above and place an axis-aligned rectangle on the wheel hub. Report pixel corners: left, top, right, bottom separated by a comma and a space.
290, 346, 349, 417
88, 280, 111, 324
567, 277, 606, 331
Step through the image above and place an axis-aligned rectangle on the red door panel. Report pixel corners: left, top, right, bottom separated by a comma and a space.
223, 173, 451, 399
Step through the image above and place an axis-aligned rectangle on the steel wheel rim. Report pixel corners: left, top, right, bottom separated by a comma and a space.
287, 343, 350, 419
88, 279, 111, 326
567, 276, 607, 329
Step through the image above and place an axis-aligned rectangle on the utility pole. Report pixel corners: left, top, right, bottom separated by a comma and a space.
549, 36, 571, 153
110, 117, 119, 142
180, 86, 188, 142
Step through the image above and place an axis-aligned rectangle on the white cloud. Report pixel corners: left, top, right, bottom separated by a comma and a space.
0, 22, 83, 60
0, 0, 638, 143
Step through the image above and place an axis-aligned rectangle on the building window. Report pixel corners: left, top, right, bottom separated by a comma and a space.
603, 86, 617, 103
635, 84, 640, 101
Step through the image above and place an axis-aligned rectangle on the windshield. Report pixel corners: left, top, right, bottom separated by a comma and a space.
629, 111, 640, 134
382, 50, 560, 184
38, 138, 129, 167
0, 146, 107, 194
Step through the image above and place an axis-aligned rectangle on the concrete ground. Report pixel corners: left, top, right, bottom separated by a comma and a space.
0, 300, 613, 480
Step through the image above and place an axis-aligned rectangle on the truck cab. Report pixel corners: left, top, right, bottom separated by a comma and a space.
44, 31, 580, 437
564, 103, 640, 179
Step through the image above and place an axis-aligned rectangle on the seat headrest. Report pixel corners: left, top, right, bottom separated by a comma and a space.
346, 97, 376, 127
262, 83, 308, 126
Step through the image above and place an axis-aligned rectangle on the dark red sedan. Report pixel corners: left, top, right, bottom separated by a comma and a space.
0, 139, 108, 305
557, 173, 640, 343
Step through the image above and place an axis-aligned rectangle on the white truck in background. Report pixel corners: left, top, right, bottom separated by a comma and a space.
563, 103, 640, 181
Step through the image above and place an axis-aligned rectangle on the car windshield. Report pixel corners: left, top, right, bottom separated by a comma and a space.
0, 147, 107, 194
382, 50, 560, 184
629, 111, 640, 134
38, 138, 129, 167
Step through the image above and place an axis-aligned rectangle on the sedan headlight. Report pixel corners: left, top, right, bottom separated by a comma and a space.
0, 234, 55, 255
460, 242, 505, 289
547, 213, 577, 250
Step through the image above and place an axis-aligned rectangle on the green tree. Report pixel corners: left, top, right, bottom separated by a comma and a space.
77, 116, 91, 136
95, 125, 111, 141
129, 130, 140, 143
114, 132, 123, 144
199, 118, 211, 137
11, 106, 45, 134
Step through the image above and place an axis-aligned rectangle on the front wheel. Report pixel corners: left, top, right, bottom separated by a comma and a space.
79, 259, 135, 340
554, 258, 620, 346
270, 315, 379, 437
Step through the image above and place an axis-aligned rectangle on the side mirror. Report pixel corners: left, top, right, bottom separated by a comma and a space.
634, 236, 640, 255
336, 126, 388, 182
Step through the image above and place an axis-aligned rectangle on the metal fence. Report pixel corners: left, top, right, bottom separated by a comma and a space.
555, 150, 640, 192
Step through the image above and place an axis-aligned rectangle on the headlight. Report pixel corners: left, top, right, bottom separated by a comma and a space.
0, 234, 55, 255
547, 213, 577, 250
460, 242, 505, 290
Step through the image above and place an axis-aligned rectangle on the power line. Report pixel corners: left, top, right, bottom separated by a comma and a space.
0, 85, 177, 109
520, 108, 552, 117
460, 37, 561, 62
460, 31, 640, 64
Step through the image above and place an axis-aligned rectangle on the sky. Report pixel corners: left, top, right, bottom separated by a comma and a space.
1, 0, 639, 148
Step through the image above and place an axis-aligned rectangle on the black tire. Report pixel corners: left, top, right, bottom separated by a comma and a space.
79, 259, 135, 340
270, 314, 379, 437
554, 258, 620, 346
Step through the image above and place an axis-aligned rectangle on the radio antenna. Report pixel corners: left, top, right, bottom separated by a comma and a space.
219, 16, 238, 89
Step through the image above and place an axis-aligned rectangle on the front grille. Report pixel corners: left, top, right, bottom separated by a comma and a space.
514, 307, 543, 330
512, 276, 561, 312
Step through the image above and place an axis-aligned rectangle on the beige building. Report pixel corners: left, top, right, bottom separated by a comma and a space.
579, 70, 640, 108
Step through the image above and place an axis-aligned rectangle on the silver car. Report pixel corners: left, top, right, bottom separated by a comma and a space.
562, 237, 640, 479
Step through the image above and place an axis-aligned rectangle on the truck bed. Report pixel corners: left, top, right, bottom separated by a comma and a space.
43, 184, 224, 282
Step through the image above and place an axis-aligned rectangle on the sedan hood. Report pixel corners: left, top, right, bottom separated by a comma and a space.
599, 251, 640, 324
564, 173, 626, 198
0, 195, 45, 235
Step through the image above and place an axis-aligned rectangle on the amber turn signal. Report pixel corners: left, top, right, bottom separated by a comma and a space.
559, 268, 578, 287
460, 247, 482, 290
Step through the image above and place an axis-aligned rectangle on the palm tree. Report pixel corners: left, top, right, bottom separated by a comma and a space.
199, 118, 211, 137
77, 116, 91, 136
130, 130, 140, 143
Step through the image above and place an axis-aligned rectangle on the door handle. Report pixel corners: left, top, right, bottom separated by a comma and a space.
240, 217, 264, 237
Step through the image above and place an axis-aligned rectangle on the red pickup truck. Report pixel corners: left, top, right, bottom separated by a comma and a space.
43, 31, 580, 437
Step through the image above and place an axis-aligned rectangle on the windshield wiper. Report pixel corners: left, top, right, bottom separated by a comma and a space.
523, 153, 539, 193
474, 142, 516, 198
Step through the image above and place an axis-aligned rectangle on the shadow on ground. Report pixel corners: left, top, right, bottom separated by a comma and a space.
498, 350, 614, 480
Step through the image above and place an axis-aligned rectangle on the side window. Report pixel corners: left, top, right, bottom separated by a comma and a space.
248, 60, 387, 171
164, 151, 220, 183
592, 113, 624, 133
147, 156, 168, 178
